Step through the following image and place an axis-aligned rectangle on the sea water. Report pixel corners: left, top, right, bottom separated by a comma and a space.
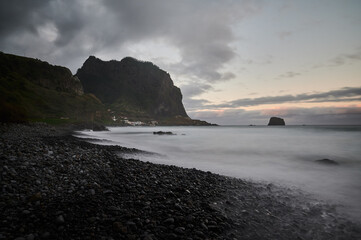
76, 125, 361, 220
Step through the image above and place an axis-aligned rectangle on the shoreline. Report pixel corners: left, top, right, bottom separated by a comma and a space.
1, 124, 360, 239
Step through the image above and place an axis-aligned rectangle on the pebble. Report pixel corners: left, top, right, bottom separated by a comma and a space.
26, 234, 35, 240
174, 227, 185, 234
41, 232, 50, 239
56, 215, 65, 224
163, 218, 175, 225
22, 210, 31, 215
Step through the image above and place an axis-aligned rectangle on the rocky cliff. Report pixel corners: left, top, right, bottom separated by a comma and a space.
76, 56, 188, 119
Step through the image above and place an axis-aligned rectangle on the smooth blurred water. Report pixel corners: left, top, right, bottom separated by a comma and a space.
76, 125, 361, 220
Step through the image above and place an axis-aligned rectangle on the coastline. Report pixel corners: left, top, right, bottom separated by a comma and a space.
1, 124, 360, 239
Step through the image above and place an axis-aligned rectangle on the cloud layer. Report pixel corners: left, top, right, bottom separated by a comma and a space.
188, 87, 361, 125
190, 106, 361, 125
0, 0, 261, 81
200, 87, 361, 109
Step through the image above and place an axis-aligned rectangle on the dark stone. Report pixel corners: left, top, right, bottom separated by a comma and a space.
315, 159, 339, 165
268, 117, 285, 126
74, 122, 108, 131
153, 131, 174, 135
113, 222, 127, 233
174, 227, 185, 234
92, 123, 108, 131
163, 218, 175, 225
55, 215, 65, 224
29, 192, 42, 202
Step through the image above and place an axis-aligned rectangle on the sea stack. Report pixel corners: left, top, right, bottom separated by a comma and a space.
268, 117, 285, 126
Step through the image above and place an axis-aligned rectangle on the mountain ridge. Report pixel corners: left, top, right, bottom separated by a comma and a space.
0, 51, 214, 126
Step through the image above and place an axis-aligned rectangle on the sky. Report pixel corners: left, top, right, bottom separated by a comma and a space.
1, 0, 360, 125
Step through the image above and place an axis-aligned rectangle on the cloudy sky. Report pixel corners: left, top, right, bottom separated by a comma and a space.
1, 0, 360, 125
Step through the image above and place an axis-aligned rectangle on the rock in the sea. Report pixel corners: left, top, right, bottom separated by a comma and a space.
153, 131, 174, 135
315, 159, 339, 165
92, 123, 108, 131
268, 117, 285, 126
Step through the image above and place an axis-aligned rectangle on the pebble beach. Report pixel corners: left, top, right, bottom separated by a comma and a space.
1, 123, 360, 240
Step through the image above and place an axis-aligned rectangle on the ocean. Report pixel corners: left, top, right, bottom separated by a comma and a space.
76, 125, 361, 220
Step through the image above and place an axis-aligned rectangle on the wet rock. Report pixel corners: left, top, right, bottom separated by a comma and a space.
29, 192, 42, 202
153, 131, 174, 135
56, 215, 65, 224
200, 222, 208, 230
41, 232, 50, 239
163, 218, 175, 225
26, 234, 35, 240
315, 159, 339, 165
113, 222, 127, 234
22, 210, 31, 215
174, 227, 185, 234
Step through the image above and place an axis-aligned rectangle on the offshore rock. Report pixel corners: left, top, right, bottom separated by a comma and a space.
268, 117, 285, 126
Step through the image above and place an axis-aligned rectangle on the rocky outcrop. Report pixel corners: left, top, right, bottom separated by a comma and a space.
76, 56, 188, 119
268, 117, 285, 126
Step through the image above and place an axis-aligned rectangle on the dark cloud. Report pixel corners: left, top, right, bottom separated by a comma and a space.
183, 98, 211, 111
189, 106, 361, 125
261, 106, 361, 125
185, 87, 361, 124
313, 48, 361, 68
329, 50, 361, 66
0, 0, 45, 36
181, 83, 213, 98
0, 0, 261, 81
206, 87, 361, 108
180, 82, 212, 110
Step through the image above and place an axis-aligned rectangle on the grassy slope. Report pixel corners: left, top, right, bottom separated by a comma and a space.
0, 52, 104, 123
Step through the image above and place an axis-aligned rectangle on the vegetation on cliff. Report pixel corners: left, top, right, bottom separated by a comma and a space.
0, 52, 103, 123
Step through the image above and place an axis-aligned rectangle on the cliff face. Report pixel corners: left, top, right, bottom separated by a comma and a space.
76, 56, 188, 119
